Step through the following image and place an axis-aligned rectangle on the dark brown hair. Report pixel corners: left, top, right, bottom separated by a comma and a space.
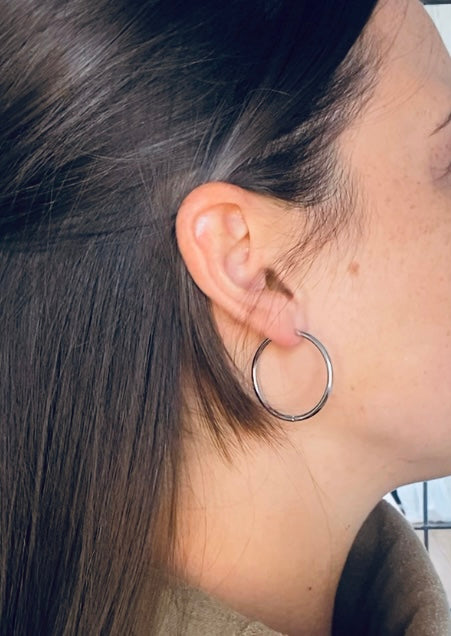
0, 1, 380, 633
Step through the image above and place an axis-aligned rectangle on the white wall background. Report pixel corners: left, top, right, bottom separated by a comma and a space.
426, 4, 451, 52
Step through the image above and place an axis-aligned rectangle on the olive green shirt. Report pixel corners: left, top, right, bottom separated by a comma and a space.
154, 501, 451, 635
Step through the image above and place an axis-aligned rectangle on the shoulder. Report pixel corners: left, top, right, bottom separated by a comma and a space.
334, 500, 451, 636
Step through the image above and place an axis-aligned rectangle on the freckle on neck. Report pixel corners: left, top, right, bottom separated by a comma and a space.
348, 261, 360, 276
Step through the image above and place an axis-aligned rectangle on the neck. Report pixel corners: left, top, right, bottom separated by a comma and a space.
176, 425, 392, 636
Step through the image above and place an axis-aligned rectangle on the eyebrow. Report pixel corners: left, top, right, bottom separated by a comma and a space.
431, 110, 451, 136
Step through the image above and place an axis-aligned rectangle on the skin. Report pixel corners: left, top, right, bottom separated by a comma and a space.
174, 0, 451, 634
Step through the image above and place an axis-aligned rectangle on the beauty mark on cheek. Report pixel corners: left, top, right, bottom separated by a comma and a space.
347, 261, 360, 277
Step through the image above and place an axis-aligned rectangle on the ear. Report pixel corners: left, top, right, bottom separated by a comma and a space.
175, 182, 305, 347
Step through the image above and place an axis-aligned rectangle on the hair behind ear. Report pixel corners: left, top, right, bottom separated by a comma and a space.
0, 0, 379, 632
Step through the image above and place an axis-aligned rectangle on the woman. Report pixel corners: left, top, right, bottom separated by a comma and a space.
1, 0, 450, 633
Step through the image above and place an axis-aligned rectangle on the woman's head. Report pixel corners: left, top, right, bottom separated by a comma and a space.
320, 0, 451, 479
178, 0, 451, 485
2, 0, 449, 633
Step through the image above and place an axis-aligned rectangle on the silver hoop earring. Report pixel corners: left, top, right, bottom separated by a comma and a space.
251, 330, 333, 422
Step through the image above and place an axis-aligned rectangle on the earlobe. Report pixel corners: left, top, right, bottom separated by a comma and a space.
175, 182, 306, 348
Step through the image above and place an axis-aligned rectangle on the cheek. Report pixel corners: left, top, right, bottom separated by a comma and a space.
365, 175, 451, 321
331, 96, 451, 466
344, 186, 451, 446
